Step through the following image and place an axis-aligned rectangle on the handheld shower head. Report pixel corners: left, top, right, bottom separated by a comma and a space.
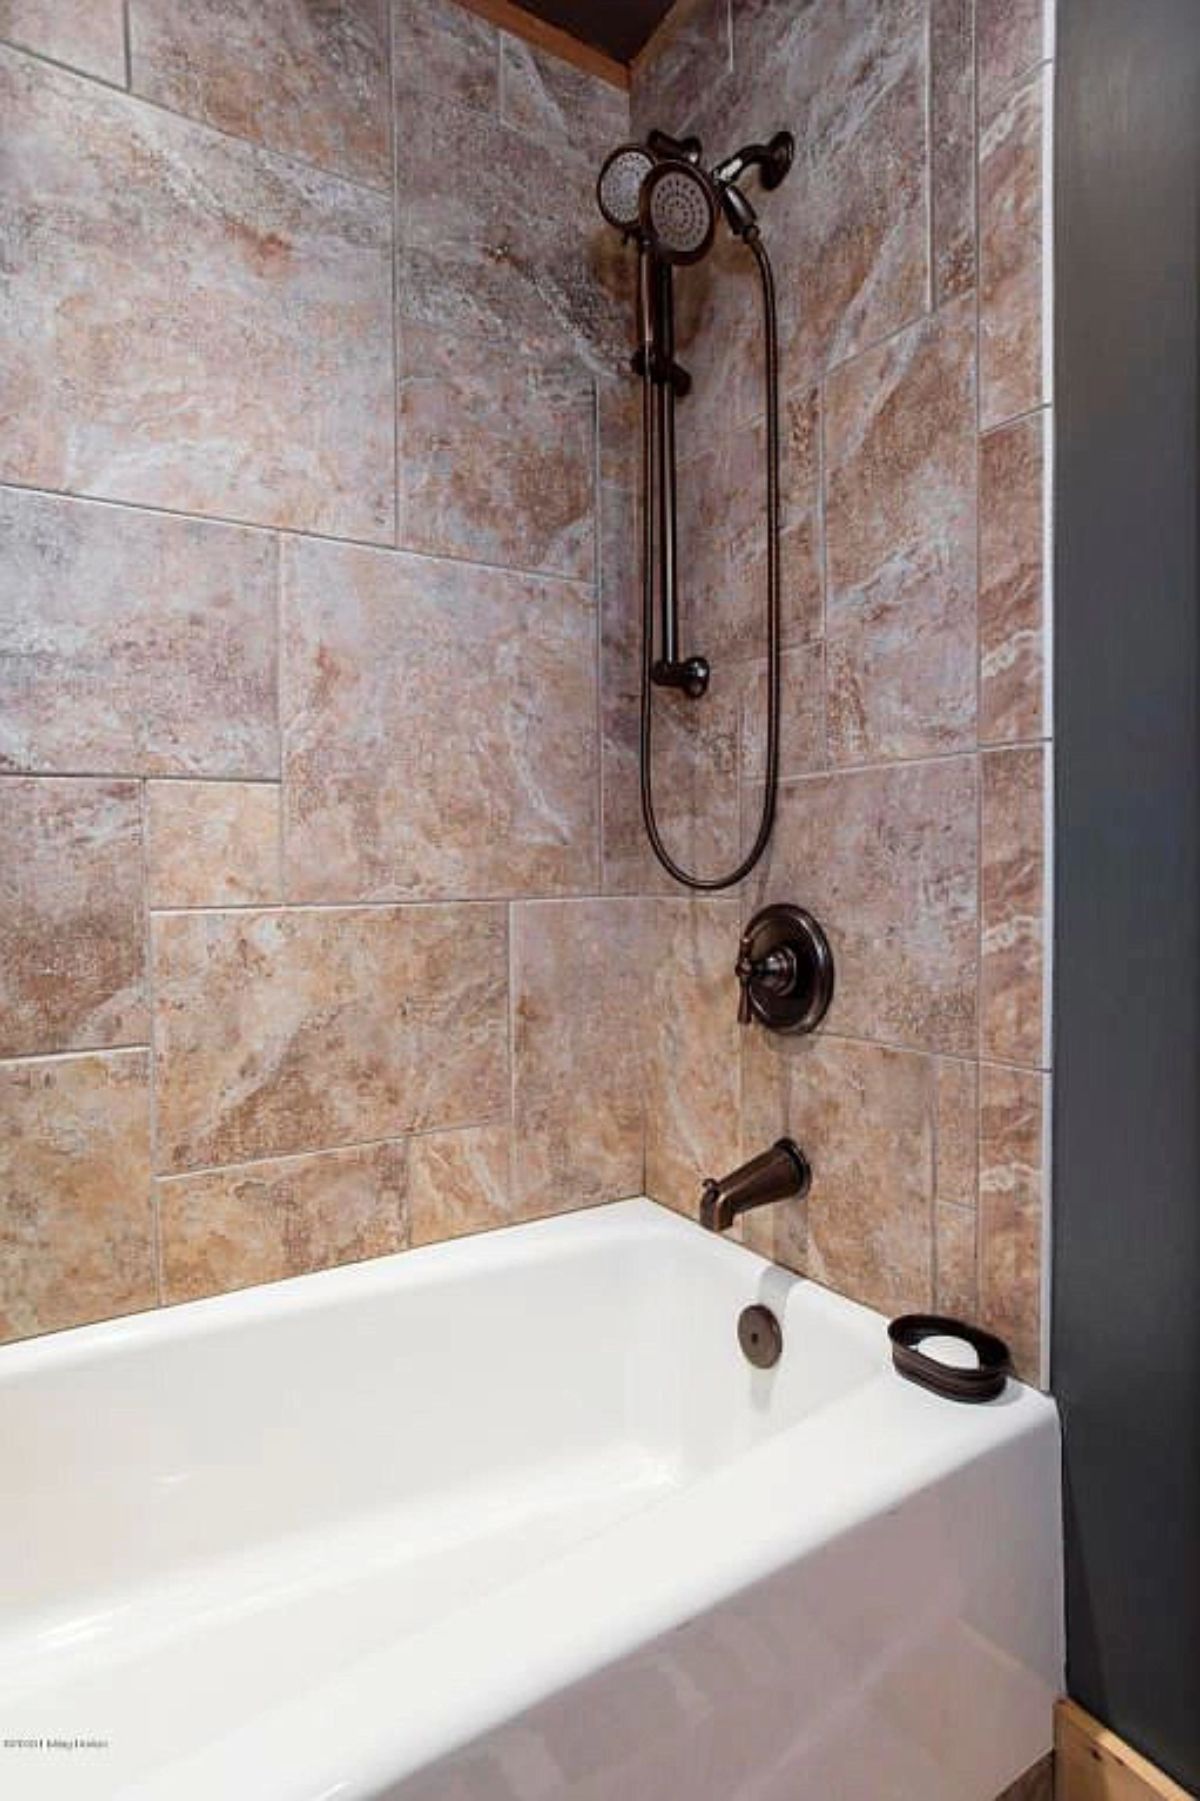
638, 157, 719, 265
596, 142, 655, 232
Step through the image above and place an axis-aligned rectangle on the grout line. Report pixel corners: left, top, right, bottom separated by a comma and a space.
979, 398, 1050, 440
0, 478, 597, 595
139, 777, 165, 1307
506, 901, 519, 1204
145, 890, 655, 917
924, 0, 935, 315
121, 0, 132, 89
0, 1043, 149, 1069
388, 0, 403, 554
0, 770, 282, 785
0, 34, 392, 200
155, 1121, 510, 1189
275, 534, 288, 901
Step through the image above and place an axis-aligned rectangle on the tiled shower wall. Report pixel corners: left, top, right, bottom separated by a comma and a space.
0, 0, 653, 1342
621, 0, 1055, 1379
0, 0, 1053, 1383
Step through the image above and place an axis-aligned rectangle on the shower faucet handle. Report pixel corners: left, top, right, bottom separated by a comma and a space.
735, 905, 835, 1035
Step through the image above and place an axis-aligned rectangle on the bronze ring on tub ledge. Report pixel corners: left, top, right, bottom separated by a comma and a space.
888, 1315, 1011, 1403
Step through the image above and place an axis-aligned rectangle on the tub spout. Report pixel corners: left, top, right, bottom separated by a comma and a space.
699, 1139, 811, 1233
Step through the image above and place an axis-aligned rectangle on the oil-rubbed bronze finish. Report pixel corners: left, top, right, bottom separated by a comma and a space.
737, 1303, 784, 1369
736, 903, 835, 1033
700, 1138, 811, 1233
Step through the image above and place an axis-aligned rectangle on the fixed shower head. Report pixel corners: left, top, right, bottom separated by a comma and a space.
638, 157, 718, 265
596, 142, 655, 232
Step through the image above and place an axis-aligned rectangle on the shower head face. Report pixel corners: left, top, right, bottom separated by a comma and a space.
597, 143, 655, 231
639, 158, 718, 265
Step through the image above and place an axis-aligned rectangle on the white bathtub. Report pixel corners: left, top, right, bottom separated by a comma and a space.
0, 1198, 1062, 1801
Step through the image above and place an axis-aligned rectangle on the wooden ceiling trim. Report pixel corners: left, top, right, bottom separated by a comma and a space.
452, 0, 631, 89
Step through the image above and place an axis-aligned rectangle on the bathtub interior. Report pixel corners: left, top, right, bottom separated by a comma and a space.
0, 1203, 884, 1755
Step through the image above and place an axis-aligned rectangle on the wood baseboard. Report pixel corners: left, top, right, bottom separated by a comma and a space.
1056, 1700, 1195, 1801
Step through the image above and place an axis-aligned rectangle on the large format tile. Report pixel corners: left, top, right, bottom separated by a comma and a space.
936, 1203, 979, 1319
129, 0, 390, 187
750, 759, 979, 1057
980, 1062, 1046, 1381
0, 0, 125, 82
394, 85, 629, 373
677, 387, 823, 666
0, 48, 392, 536
643, 899, 741, 1213
0, 489, 278, 778
727, 0, 929, 383
978, 0, 1047, 118
391, 0, 497, 114
153, 904, 508, 1173
397, 325, 595, 581
980, 69, 1046, 430
631, 0, 731, 133
980, 410, 1046, 743
158, 1139, 408, 1303
825, 298, 977, 764
512, 900, 646, 1216
500, 34, 627, 162
981, 746, 1046, 1068
931, 0, 976, 303
0, 778, 145, 1058
409, 1123, 512, 1246
147, 780, 281, 909
742, 1033, 935, 1316
0, 1050, 154, 1343
282, 539, 598, 902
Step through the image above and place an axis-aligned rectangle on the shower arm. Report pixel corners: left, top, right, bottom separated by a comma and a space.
638, 228, 782, 891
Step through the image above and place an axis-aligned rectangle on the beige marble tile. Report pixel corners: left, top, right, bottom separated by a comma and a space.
392, 0, 497, 114
147, 781, 281, 910
740, 644, 825, 785
512, 899, 646, 1217
982, 746, 1046, 1068
935, 1203, 979, 1319
980, 411, 1046, 743
0, 0, 125, 82
597, 374, 639, 494
750, 758, 979, 1057
632, 0, 731, 132
0, 48, 393, 537
643, 899, 741, 1214
0, 778, 145, 1058
397, 325, 595, 581
395, 84, 629, 373
0, 1049, 155, 1342
158, 1139, 408, 1303
0, 490, 278, 779
153, 904, 508, 1173
282, 538, 598, 903
500, 34, 628, 162
743, 1032, 935, 1316
599, 478, 744, 896
677, 390, 822, 666
825, 297, 977, 763
978, 0, 1047, 118
129, 0, 389, 187
931, 0, 976, 303
936, 1058, 978, 1208
726, 0, 929, 383
409, 1123, 512, 1246
980, 70, 1046, 431
980, 1062, 1045, 1382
